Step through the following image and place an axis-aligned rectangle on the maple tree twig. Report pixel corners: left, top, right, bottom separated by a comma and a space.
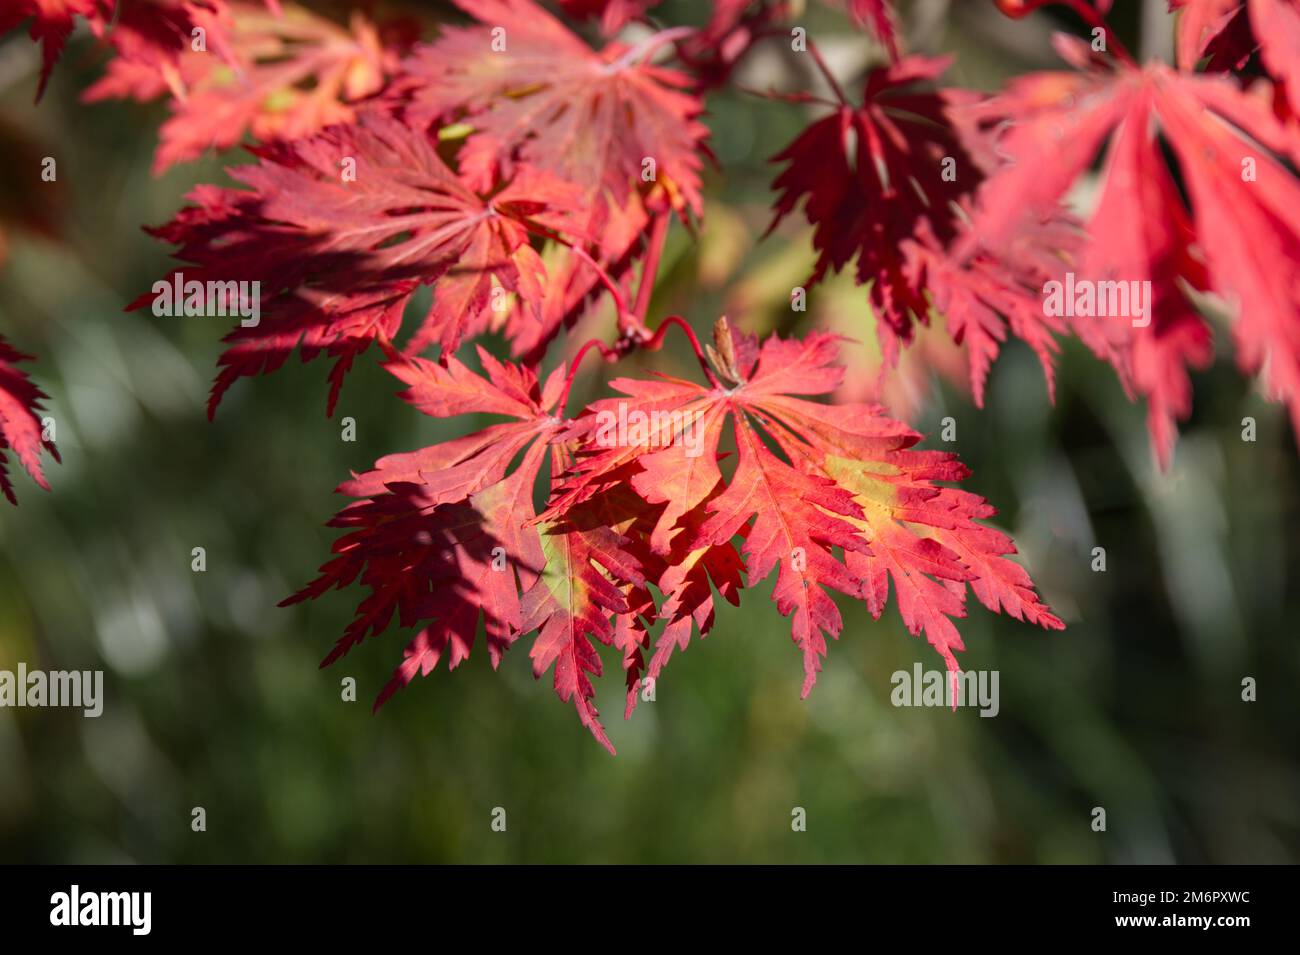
566, 242, 633, 329
805, 38, 850, 107
734, 83, 842, 109
558, 314, 719, 413
605, 25, 697, 72
641, 315, 720, 387
632, 213, 671, 326
1060, 0, 1135, 65
557, 336, 622, 412
527, 223, 638, 332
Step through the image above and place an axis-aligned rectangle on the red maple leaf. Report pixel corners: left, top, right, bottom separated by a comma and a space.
1, 0, 278, 103
398, 0, 708, 357
1250, 0, 1300, 113
139, 110, 588, 416
546, 319, 1063, 696
91, 0, 1085, 756
904, 213, 1078, 408
287, 319, 1059, 752
968, 33, 1300, 464
1171, 0, 1300, 114
0, 0, 114, 100
557, 0, 661, 35
994, 0, 1113, 15
284, 346, 663, 752
78, 1, 252, 108
84, 1, 404, 172
402, 0, 705, 222
844, 0, 900, 59
767, 55, 984, 359
763, 30, 1080, 406
1171, 0, 1252, 70
0, 336, 59, 504
80, 1, 215, 104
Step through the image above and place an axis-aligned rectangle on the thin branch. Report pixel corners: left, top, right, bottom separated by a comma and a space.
1060, 0, 1136, 65
556, 336, 622, 412
631, 213, 670, 327
734, 84, 843, 109
557, 314, 720, 414
604, 25, 697, 74
805, 38, 850, 108
525, 221, 635, 332
641, 315, 720, 388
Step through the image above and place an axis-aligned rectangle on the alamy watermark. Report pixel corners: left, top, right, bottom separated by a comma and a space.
0, 664, 103, 717
50, 885, 151, 935
1043, 272, 1151, 328
152, 271, 261, 327
890, 663, 999, 717
593, 403, 705, 457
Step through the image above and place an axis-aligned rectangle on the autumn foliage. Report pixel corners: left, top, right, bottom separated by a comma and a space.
4, 0, 1299, 750
0, 336, 59, 505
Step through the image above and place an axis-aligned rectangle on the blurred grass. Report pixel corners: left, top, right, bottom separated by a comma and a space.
0, 2, 1297, 864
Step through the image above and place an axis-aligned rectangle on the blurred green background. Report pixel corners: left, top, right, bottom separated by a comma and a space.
1, 0, 1297, 863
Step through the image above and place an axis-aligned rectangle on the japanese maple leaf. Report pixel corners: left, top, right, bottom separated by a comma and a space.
672, 0, 773, 90
968, 34, 1300, 464
557, 0, 661, 35
399, 0, 708, 357
1, 0, 114, 99
0, 0, 278, 104
0, 337, 59, 504
844, 0, 900, 59
621, 485, 745, 716
1249, 0, 1300, 112
768, 56, 983, 359
285, 347, 655, 753
80, 1, 236, 104
1171, 1, 1300, 113
85, 2, 402, 172
1170, 0, 1250, 70
523, 477, 658, 735
140, 110, 587, 416
904, 214, 1076, 408
546, 319, 1062, 696
994, 0, 1112, 15
403, 0, 705, 226
546, 445, 746, 718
